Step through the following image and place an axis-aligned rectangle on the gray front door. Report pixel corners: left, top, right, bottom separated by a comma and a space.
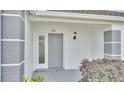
48, 33, 63, 68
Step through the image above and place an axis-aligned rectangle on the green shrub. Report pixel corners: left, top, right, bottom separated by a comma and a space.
23, 75, 45, 82
22, 75, 29, 82
79, 58, 124, 82
31, 75, 44, 82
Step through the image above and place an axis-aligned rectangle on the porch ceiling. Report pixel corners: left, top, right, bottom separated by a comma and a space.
31, 21, 111, 30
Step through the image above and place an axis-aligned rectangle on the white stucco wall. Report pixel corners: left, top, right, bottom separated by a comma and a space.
31, 22, 110, 70
112, 23, 124, 60
25, 13, 33, 79
91, 25, 112, 59
91, 29, 104, 59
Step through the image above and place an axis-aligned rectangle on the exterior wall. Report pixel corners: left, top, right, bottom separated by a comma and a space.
1, 10, 25, 82
32, 22, 109, 70
25, 12, 33, 79
112, 23, 124, 60
121, 30, 124, 60
91, 26, 111, 59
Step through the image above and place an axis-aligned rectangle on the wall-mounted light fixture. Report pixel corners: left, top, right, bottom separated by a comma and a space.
73, 32, 77, 40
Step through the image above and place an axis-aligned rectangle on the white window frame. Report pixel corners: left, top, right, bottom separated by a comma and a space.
104, 30, 121, 59
33, 33, 48, 71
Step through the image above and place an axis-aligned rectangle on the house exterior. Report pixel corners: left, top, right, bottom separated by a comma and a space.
0, 10, 124, 82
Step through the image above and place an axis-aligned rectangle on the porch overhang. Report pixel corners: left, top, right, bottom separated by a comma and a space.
28, 10, 124, 22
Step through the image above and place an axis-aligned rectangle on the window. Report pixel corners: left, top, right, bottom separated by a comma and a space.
104, 30, 121, 60
39, 35, 45, 64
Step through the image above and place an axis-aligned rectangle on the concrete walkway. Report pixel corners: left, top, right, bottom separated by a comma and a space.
33, 68, 81, 82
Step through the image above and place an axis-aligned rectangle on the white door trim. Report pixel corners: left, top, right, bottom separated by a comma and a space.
33, 33, 48, 70
33, 31, 64, 71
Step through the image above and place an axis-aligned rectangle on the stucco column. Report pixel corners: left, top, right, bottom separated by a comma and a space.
0, 10, 1, 82
1, 10, 25, 82
121, 30, 124, 60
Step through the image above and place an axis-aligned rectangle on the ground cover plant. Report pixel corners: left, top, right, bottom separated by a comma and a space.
23, 75, 45, 82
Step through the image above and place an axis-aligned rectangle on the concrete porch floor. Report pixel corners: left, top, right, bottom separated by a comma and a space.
33, 68, 82, 82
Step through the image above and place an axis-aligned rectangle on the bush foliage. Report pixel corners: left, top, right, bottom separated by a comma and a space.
79, 58, 124, 82
23, 75, 45, 82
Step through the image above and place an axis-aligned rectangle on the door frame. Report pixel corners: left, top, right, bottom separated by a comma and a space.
33, 32, 48, 70
33, 32, 64, 71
